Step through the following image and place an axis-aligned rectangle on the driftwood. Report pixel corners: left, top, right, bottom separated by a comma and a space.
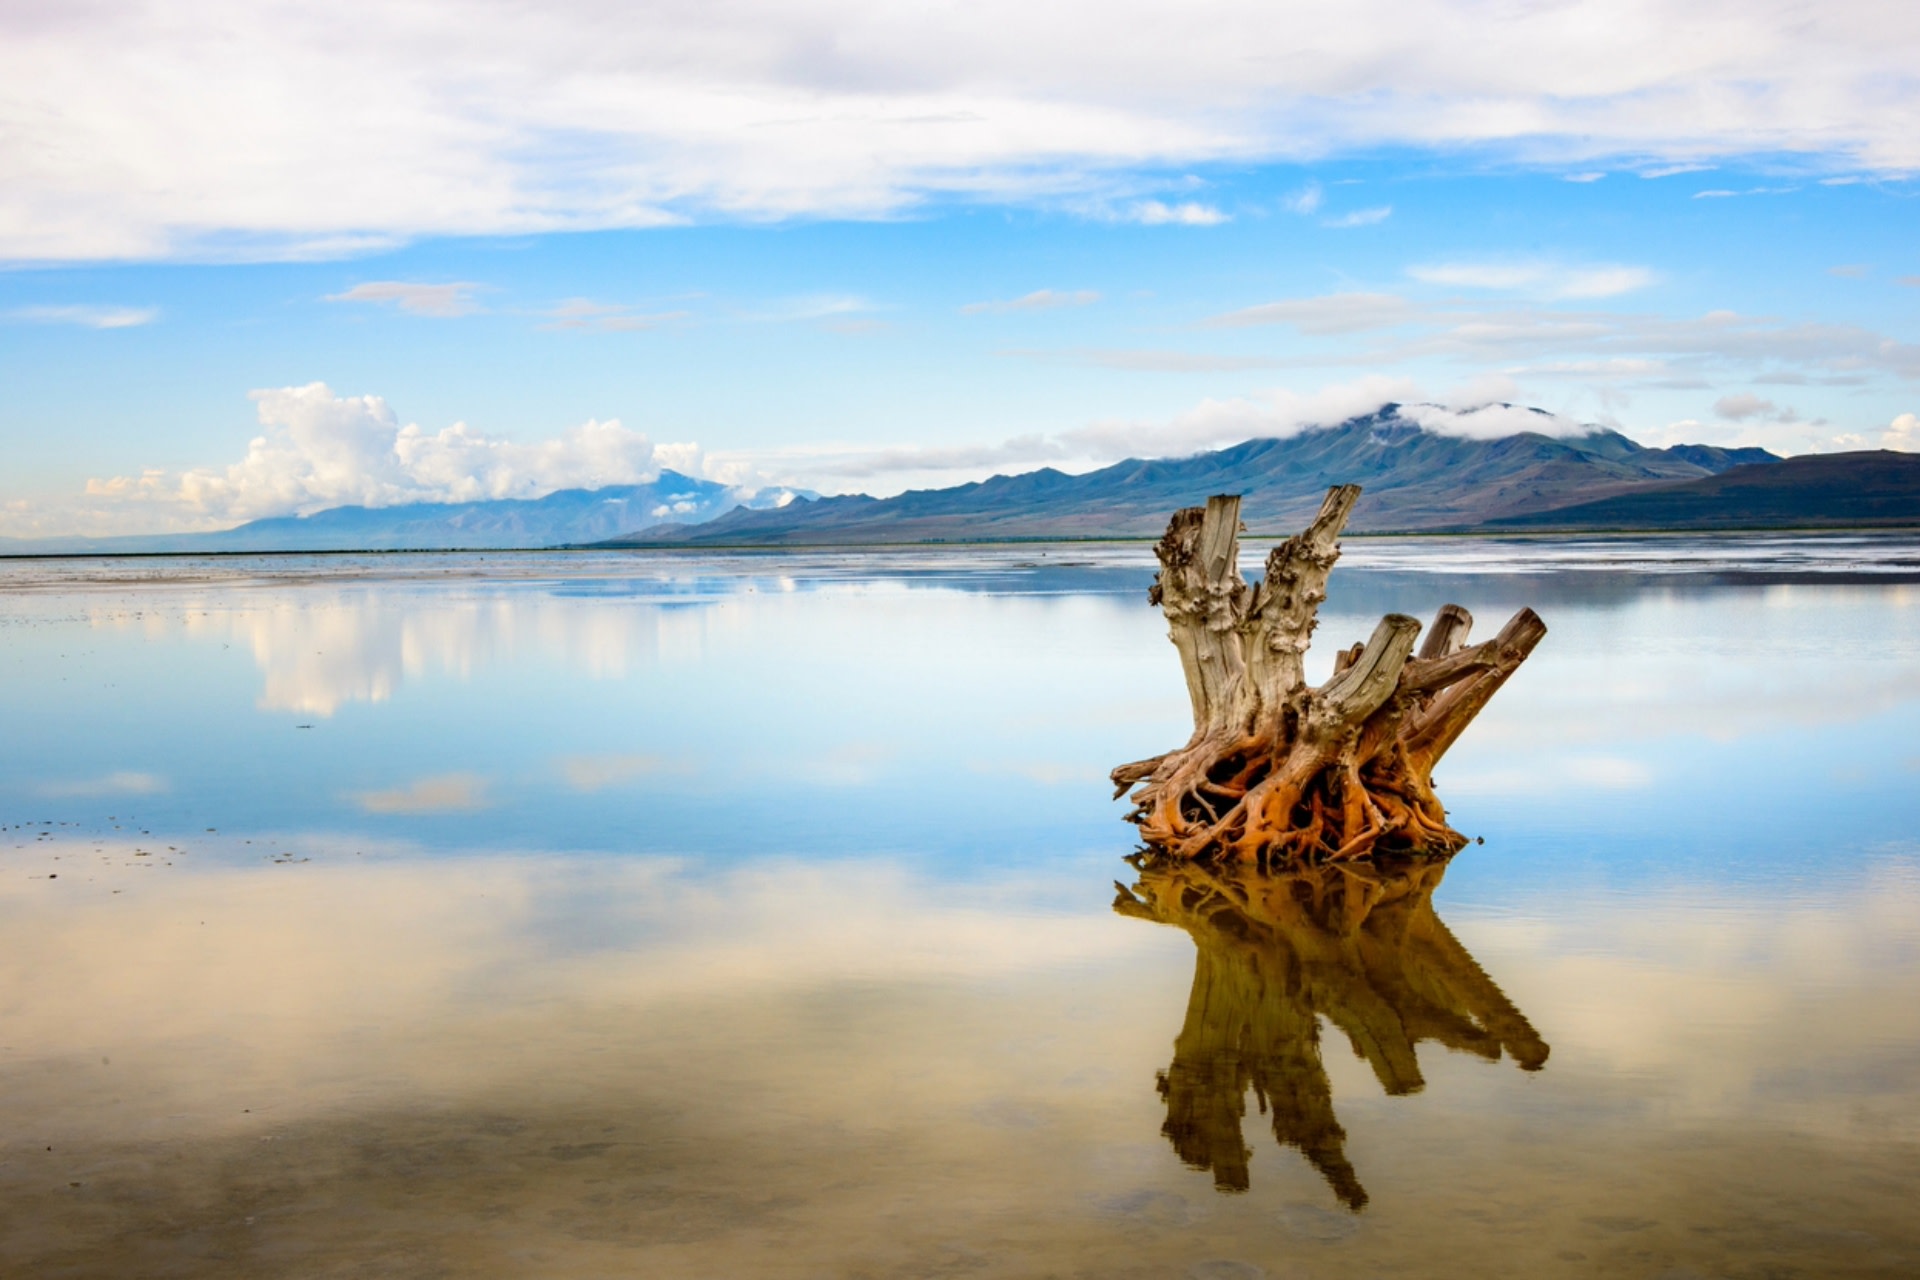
1115, 856, 1548, 1205
1112, 486, 1545, 865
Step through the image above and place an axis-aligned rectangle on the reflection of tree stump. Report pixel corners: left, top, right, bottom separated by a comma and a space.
1115, 857, 1547, 1208
1112, 487, 1545, 865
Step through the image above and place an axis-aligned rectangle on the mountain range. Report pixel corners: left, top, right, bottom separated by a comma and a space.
1489, 448, 1920, 530
602, 407, 1792, 545
8, 404, 1917, 555
1, 472, 780, 555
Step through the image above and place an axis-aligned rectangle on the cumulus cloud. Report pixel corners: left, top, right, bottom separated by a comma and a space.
325, 282, 483, 317
1882, 413, 1920, 451
960, 289, 1101, 315
1409, 260, 1658, 299
1126, 200, 1229, 226
84, 383, 696, 524
8, 304, 157, 328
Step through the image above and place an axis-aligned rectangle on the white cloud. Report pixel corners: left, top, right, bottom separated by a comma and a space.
325, 281, 483, 317
692, 374, 1429, 492
1126, 200, 1229, 226
1409, 260, 1658, 299
754, 294, 875, 323
1281, 182, 1324, 214
7, 304, 157, 328
1397, 401, 1591, 440
1065, 375, 1430, 459
701, 375, 1612, 494
1564, 172, 1607, 183
1322, 205, 1392, 228
539, 298, 690, 332
1882, 412, 1920, 452
1207, 291, 1413, 333
1714, 392, 1792, 421
961, 289, 1101, 315
1692, 185, 1799, 199
1002, 347, 1281, 371
83, 383, 696, 525
4, 1, 1920, 260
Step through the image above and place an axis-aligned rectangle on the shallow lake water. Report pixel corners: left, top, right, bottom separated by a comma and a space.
3, 536, 1919, 1278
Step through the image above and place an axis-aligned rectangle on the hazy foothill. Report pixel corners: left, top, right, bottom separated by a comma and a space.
4, 0, 1920, 1277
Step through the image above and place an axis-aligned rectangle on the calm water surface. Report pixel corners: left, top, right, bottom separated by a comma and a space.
3, 537, 1919, 1278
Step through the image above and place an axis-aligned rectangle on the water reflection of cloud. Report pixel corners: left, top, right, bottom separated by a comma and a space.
792, 742, 895, 786
4, 847, 1918, 1275
557, 753, 674, 792
35, 770, 167, 797
1441, 753, 1654, 795
6, 850, 1913, 1139
81, 586, 734, 716
1316, 587, 1920, 757
969, 760, 1110, 786
0, 855, 1163, 1091
354, 773, 491, 814
1455, 858, 1920, 1136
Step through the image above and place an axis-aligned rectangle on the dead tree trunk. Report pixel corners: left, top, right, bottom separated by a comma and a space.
1112, 486, 1545, 866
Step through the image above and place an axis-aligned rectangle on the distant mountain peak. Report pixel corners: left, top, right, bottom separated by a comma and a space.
599, 401, 1790, 547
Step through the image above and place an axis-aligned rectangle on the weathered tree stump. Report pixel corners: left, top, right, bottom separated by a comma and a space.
1112, 486, 1546, 866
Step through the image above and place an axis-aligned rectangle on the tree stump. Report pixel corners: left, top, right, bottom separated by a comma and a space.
1112, 486, 1546, 866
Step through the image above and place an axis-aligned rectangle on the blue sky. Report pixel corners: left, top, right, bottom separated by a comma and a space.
2, 1, 1917, 536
